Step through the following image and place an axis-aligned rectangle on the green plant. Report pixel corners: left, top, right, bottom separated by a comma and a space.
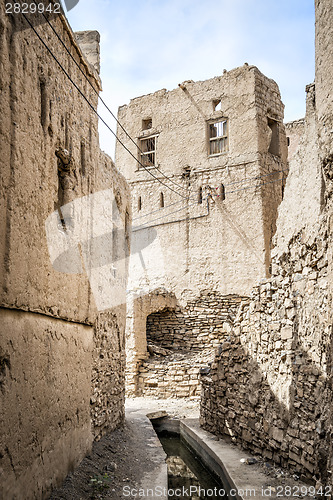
89, 473, 111, 498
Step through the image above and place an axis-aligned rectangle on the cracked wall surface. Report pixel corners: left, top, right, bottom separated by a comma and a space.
0, 4, 130, 499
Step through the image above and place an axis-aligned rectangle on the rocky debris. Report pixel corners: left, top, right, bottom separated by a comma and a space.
147, 343, 170, 356
134, 293, 243, 400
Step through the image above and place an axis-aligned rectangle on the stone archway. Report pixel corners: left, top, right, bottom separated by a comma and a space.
125, 289, 177, 396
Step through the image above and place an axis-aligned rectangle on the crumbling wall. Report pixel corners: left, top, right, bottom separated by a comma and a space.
146, 294, 240, 351
91, 309, 126, 440
285, 119, 305, 160
273, 85, 322, 256
315, 0, 333, 159
0, 5, 130, 499
136, 293, 243, 399
201, 0, 333, 485
201, 224, 331, 481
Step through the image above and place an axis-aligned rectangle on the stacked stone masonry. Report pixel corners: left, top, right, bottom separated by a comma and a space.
136, 293, 243, 399
200, 209, 333, 484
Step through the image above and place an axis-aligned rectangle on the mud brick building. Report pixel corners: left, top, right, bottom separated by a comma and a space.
115, 65, 288, 397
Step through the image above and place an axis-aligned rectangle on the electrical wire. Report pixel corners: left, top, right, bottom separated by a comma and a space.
22, 11, 188, 200
133, 169, 287, 221
33, 2, 188, 194
23, 8, 288, 221
134, 196, 209, 231
133, 176, 285, 228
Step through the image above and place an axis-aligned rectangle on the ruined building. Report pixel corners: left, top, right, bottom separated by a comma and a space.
0, 5, 130, 499
115, 66, 288, 397
200, 0, 333, 486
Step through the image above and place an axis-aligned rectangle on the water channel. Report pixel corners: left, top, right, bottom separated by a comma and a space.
156, 429, 228, 500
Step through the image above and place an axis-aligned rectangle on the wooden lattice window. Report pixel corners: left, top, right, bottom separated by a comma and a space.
208, 119, 228, 156
139, 135, 157, 167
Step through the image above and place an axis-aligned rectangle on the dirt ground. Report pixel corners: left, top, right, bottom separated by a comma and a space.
49, 420, 154, 500
49, 398, 199, 500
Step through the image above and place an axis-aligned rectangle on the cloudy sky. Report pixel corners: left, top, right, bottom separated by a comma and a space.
66, 0, 315, 159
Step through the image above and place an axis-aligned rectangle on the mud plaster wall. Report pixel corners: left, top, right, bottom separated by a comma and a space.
0, 5, 130, 499
315, 0, 333, 161
285, 119, 305, 161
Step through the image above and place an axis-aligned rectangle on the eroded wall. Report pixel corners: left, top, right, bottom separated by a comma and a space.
0, 5, 130, 498
201, 0, 333, 486
116, 65, 287, 394
137, 293, 243, 399
201, 224, 332, 481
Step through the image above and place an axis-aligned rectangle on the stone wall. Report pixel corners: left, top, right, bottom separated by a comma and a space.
200, 0, 333, 486
201, 224, 331, 482
146, 294, 241, 351
135, 293, 243, 399
91, 310, 126, 440
0, 5, 130, 498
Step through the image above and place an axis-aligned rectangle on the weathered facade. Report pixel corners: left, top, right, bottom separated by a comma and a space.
0, 5, 130, 499
201, 0, 333, 486
116, 65, 288, 396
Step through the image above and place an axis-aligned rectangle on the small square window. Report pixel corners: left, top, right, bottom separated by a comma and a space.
139, 136, 156, 167
142, 118, 152, 130
208, 119, 228, 155
213, 99, 222, 111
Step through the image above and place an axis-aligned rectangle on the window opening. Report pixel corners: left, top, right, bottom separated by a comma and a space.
198, 186, 203, 204
160, 192, 164, 208
220, 183, 226, 201
268, 118, 280, 156
142, 118, 152, 130
80, 140, 86, 176
208, 120, 228, 155
213, 99, 222, 111
139, 136, 156, 167
138, 196, 142, 211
